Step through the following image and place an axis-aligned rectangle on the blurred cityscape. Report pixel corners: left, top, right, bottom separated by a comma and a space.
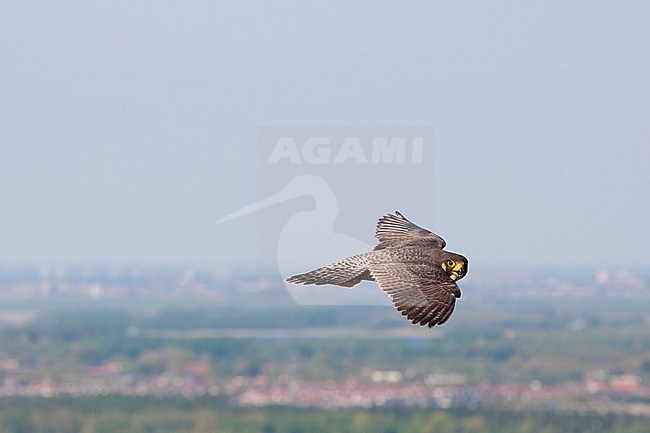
0, 266, 648, 419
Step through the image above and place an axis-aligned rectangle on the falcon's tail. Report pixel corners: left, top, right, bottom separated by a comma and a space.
286, 253, 373, 288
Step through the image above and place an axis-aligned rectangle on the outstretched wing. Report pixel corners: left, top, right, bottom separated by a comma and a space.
369, 262, 460, 327
375, 211, 446, 250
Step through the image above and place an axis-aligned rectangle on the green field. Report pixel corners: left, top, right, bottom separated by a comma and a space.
0, 396, 648, 433
1, 297, 648, 383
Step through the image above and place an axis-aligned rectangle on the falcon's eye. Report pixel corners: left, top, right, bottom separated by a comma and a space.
446, 260, 454, 267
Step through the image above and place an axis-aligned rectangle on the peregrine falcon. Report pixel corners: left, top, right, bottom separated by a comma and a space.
286, 211, 468, 328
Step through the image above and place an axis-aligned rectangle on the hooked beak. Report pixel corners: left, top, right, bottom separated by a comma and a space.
450, 263, 465, 281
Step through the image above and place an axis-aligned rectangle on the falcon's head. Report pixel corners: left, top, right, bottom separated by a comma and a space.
441, 253, 468, 282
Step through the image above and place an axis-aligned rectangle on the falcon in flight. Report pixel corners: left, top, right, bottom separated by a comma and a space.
286, 211, 468, 328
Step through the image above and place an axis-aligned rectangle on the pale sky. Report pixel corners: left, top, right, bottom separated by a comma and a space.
1, 1, 648, 272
